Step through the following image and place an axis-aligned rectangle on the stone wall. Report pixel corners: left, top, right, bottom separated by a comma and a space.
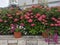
0, 35, 60, 45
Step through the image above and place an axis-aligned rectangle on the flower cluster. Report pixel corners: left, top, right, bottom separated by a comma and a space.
0, 5, 60, 35
51, 17, 60, 26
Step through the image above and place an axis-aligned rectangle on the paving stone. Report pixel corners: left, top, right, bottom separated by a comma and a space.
8, 40, 17, 43
58, 40, 60, 43
48, 44, 55, 45
0, 36, 60, 45
26, 40, 38, 45
8, 43, 17, 45
0, 40, 7, 45
56, 44, 60, 45
18, 40, 26, 45
38, 40, 48, 45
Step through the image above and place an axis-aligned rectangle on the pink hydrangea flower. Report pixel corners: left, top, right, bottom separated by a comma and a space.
35, 13, 40, 18
45, 23, 48, 25
36, 13, 40, 16
14, 18, 19, 22
55, 24, 58, 26
7, 14, 11, 17
20, 16, 23, 20
28, 9, 32, 13
42, 19, 47, 22
31, 16, 34, 18
51, 17, 57, 21
0, 19, 3, 22
30, 13, 33, 15
38, 17, 42, 21
57, 21, 60, 24
42, 22, 45, 24
58, 24, 60, 26
28, 19, 33, 23
50, 24, 54, 26
31, 24, 35, 27
24, 15, 30, 19
26, 12, 31, 16
9, 17, 13, 19
20, 23, 25, 26
10, 24, 14, 26
32, 5, 36, 8
41, 15, 46, 19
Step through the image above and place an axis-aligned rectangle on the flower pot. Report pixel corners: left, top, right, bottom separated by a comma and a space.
42, 32, 49, 38
14, 32, 22, 38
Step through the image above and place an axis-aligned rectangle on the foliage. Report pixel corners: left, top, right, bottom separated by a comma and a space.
0, 5, 60, 35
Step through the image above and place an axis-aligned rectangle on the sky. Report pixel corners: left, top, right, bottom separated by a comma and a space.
0, 0, 9, 8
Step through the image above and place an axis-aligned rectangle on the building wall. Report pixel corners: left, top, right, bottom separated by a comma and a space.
0, 0, 60, 8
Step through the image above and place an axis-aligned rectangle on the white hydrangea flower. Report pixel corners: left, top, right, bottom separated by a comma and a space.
19, 26, 24, 29
25, 32, 27, 35
24, 28, 26, 30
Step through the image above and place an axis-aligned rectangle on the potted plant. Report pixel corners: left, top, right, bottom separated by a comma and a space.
40, 25, 49, 38
14, 25, 24, 38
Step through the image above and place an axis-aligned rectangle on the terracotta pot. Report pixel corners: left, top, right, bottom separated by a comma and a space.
14, 32, 22, 38
42, 32, 49, 38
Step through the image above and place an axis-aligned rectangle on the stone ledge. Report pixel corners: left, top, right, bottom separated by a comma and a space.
0, 35, 44, 40
0, 35, 60, 40
0, 35, 60, 45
